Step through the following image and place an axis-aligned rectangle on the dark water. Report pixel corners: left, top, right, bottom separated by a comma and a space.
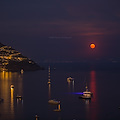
0, 64, 120, 120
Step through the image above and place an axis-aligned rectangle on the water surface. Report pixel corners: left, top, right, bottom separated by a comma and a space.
0, 64, 120, 120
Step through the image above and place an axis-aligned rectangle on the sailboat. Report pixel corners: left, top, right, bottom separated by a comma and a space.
35, 115, 39, 120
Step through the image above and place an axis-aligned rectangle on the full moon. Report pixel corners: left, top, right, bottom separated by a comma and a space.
90, 43, 95, 49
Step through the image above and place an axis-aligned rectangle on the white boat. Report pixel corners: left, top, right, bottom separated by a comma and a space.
48, 99, 60, 105
79, 85, 92, 99
35, 115, 39, 120
83, 85, 93, 95
67, 77, 74, 82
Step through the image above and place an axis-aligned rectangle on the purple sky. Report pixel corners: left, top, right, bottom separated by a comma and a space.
0, 0, 120, 63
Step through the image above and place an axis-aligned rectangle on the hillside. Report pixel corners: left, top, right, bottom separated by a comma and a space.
0, 42, 44, 72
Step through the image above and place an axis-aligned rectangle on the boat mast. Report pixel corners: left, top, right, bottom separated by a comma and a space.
48, 66, 51, 84
85, 83, 88, 92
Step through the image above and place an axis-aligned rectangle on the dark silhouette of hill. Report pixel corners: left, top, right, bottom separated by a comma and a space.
0, 42, 44, 72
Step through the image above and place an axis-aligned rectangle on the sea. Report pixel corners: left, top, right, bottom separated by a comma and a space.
0, 63, 120, 120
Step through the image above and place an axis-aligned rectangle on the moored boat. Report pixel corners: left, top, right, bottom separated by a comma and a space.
79, 85, 93, 99
79, 95, 91, 99
16, 95, 22, 100
83, 85, 93, 95
21, 69, 24, 74
48, 99, 60, 105
67, 77, 74, 82
10, 84, 14, 89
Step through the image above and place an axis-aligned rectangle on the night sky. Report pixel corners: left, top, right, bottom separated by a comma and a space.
0, 0, 120, 63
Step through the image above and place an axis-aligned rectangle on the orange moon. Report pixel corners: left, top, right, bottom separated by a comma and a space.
90, 43, 95, 49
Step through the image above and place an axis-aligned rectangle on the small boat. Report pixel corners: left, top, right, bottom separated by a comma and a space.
10, 84, 14, 89
21, 69, 24, 74
79, 85, 92, 99
48, 99, 60, 105
35, 115, 39, 120
16, 95, 22, 100
54, 104, 61, 112
79, 95, 91, 99
83, 85, 93, 95
47, 80, 51, 84
67, 77, 74, 82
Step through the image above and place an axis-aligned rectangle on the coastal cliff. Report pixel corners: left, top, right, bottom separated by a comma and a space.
0, 42, 44, 72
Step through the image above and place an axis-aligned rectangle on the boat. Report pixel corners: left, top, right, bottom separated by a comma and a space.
47, 80, 51, 84
10, 84, 14, 89
79, 95, 91, 99
35, 115, 39, 120
67, 77, 74, 82
16, 95, 22, 100
79, 85, 92, 99
54, 104, 61, 112
21, 69, 24, 74
48, 99, 60, 105
83, 85, 93, 95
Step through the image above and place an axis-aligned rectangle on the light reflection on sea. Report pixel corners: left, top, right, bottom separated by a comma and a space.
0, 72, 23, 120
0, 65, 120, 120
